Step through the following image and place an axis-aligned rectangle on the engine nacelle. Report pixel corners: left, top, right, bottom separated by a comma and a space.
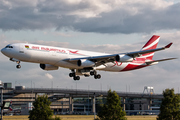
115, 54, 133, 62
40, 64, 59, 70
77, 59, 95, 67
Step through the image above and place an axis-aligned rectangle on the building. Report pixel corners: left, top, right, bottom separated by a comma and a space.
0, 83, 163, 115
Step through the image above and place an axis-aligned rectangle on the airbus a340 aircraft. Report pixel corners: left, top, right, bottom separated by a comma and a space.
1, 35, 176, 80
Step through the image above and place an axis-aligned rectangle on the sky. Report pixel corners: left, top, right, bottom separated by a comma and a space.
0, 0, 180, 94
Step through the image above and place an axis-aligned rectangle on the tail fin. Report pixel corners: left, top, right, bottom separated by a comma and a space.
9, 101, 13, 111
141, 35, 160, 60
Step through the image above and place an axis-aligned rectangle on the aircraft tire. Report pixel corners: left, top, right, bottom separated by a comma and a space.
90, 71, 95, 76
73, 76, 80, 80
94, 74, 101, 79
76, 76, 80, 80
16, 65, 21, 69
97, 74, 101, 79
90, 71, 97, 76
94, 75, 97, 79
69, 73, 73, 77
73, 77, 77, 80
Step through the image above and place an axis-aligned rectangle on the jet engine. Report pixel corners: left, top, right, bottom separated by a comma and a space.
77, 59, 95, 67
40, 64, 59, 70
115, 54, 133, 62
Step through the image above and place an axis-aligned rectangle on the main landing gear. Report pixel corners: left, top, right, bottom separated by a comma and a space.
69, 70, 80, 81
90, 70, 101, 79
69, 69, 101, 81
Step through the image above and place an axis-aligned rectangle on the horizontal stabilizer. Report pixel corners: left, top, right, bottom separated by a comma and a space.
146, 58, 177, 65
165, 43, 173, 48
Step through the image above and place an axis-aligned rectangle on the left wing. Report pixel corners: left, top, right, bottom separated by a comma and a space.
64, 43, 173, 67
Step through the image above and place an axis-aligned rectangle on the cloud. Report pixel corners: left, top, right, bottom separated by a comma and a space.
52, 32, 72, 37
0, 0, 179, 34
45, 73, 53, 79
32, 40, 69, 47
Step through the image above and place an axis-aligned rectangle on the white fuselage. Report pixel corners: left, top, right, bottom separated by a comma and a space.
1, 43, 144, 72
1, 35, 174, 80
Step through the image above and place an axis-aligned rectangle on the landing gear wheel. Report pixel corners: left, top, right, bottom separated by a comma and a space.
76, 76, 80, 80
94, 75, 97, 79
94, 74, 101, 79
90, 71, 94, 76
73, 76, 80, 81
90, 71, 96, 76
16, 65, 21, 69
69, 73, 75, 77
97, 74, 101, 79
73, 77, 77, 80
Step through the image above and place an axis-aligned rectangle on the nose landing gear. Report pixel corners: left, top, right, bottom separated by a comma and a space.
16, 61, 21, 69
9, 58, 21, 69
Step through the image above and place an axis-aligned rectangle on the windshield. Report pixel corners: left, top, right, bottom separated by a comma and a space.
5, 45, 13, 48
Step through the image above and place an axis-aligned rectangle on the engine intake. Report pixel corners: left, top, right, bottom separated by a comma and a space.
77, 59, 95, 67
40, 64, 59, 70
115, 54, 133, 62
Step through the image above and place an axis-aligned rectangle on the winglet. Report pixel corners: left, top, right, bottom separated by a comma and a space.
165, 42, 173, 48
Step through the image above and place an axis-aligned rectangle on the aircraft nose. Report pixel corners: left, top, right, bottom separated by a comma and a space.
1, 48, 6, 55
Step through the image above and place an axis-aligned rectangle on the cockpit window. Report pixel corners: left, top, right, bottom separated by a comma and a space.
5, 45, 13, 48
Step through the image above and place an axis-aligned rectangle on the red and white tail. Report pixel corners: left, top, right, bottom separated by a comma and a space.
9, 101, 13, 111
141, 35, 160, 60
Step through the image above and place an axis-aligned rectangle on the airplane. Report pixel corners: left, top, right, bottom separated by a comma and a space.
1, 35, 176, 80
6, 101, 23, 115
1, 101, 14, 115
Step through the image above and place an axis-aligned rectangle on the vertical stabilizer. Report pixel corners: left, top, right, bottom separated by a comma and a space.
9, 100, 13, 111
141, 35, 160, 60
